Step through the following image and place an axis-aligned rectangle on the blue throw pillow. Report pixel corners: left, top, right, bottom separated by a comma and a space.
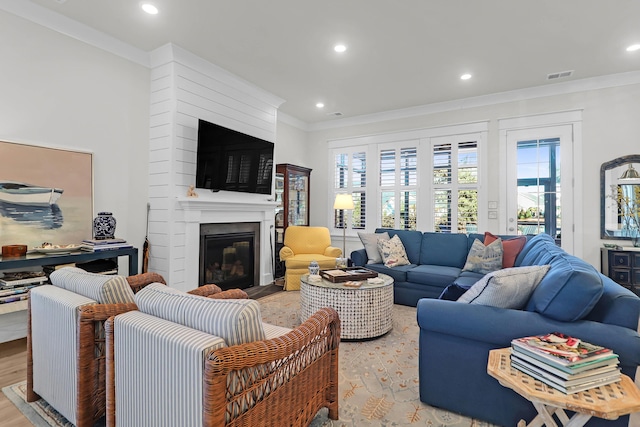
439, 283, 472, 301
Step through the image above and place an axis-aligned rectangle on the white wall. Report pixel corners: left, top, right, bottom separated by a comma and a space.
301, 83, 640, 268
0, 10, 150, 274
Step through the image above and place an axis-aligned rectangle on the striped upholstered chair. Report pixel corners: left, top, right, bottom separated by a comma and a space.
27, 267, 247, 427
105, 283, 340, 427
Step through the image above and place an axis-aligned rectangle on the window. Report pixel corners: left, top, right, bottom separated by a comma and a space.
432, 139, 478, 233
328, 122, 488, 236
379, 144, 418, 230
333, 149, 367, 231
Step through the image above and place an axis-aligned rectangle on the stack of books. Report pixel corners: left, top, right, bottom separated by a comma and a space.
510, 332, 621, 394
0, 271, 48, 304
80, 238, 133, 252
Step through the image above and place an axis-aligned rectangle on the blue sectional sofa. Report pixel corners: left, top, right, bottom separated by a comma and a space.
351, 228, 524, 306
353, 230, 640, 427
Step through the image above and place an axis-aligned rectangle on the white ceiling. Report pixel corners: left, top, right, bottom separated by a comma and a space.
16, 0, 640, 124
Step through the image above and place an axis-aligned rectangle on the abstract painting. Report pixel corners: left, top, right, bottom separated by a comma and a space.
0, 141, 93, 249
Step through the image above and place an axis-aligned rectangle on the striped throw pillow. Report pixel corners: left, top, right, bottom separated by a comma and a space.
49, 267, 135, 304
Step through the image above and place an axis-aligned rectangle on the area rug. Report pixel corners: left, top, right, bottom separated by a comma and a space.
3, 291, 494, 426
259, 291, 493, 427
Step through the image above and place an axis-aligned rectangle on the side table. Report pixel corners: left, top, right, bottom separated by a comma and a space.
487, 348, 640, 427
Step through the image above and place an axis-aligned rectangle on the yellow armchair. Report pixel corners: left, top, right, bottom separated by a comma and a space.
279, 226, 342, 290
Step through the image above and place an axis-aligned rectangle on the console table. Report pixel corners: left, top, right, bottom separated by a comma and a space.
0, 247, 138, 343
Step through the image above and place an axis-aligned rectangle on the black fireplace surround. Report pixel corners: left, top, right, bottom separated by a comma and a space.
199, 222, 260, 290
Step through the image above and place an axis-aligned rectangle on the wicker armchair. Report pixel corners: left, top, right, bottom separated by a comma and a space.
104, 285, 340, 427
27, 269, 249, 427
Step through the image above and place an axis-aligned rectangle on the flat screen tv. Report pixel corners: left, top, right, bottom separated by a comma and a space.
195, 119, 274, 195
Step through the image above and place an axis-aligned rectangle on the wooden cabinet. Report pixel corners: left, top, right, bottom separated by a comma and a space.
274, 164, 311, 278
601, 247, 640, 295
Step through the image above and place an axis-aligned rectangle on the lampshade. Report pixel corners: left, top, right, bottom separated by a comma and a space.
333, 193, 355, 210
619, 163, 640, 180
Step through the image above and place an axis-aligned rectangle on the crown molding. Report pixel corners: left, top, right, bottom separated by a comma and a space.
0, 0, 150, 67
277, 112, 309, 131
303, 70, 640, 133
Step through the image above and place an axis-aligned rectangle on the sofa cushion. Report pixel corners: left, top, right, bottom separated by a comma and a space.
135, 283, 266, 346
407, 264, 461, 288
49, 266, 135, 304
358, 231, 390, 264
377, 234, 411, 267
420, 232, 470, 268
364, 263, 414, 283
483, 232, 527, 268
462, 238, 503, 274
515, 232, 553, 266
457, 265, 550, 309
525, 253, 604, 322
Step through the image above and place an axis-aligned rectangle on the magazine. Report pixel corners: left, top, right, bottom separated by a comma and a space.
510, 354, 620, 386
510, 358, 621, 394
511, 333, 613, 365
510, 347, 619, 377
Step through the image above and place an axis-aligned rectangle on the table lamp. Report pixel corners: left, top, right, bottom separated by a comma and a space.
334, 193, 354, 266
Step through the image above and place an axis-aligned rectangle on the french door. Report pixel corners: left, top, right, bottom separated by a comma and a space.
504, 124, 575, 253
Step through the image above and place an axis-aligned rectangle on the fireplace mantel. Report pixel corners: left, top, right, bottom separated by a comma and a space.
176, 194, 278, 291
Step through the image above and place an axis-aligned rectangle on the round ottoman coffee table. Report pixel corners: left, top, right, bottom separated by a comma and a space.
300, 273, 394, 339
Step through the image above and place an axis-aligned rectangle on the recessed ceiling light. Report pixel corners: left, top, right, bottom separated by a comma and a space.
141, 3, 159, 15
460, 73, 472, 80
626, 44, 640, 52
334, 44, 347, 53
316, 102, 325, 109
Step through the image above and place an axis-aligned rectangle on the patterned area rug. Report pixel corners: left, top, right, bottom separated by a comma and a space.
3, 290, 493, 426
259, 291, 492, 427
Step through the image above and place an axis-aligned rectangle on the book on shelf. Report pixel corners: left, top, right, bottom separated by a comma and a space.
510, 347, 619, 378
0, 272, 48, 287
80, 243, 133, 252
81, 238, 127, 245
0, 284, 41, 298
510, 355, 621, 394
511, 333, 614, 367
0, 294, 29, 304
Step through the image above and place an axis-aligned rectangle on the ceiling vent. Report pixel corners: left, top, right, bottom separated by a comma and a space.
52, 0, 67, 3
547, 70, 574, 80
327, 112, 343, 117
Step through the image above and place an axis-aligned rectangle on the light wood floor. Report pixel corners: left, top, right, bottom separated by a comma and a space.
0, 338, 32, 426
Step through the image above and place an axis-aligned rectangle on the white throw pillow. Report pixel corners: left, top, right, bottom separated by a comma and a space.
377, 234, 411, 268
358, 231, 390, 264
462, 238, 503, 274
457, 265, 551, 309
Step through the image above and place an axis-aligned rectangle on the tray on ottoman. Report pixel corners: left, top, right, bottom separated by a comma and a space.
320, 267, 378, 283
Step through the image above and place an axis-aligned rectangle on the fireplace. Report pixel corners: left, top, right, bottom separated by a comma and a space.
199, 222, 260, 290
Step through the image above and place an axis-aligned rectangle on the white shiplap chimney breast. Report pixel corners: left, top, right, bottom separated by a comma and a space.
147, 44, 284, 291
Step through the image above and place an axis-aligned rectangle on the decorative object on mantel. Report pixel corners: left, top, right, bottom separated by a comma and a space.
93, 212, 116, 240
1, 245, 27, 258
186, 185, 198, 197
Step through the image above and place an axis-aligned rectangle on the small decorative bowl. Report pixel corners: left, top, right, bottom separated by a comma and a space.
603, 243, 620, 249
